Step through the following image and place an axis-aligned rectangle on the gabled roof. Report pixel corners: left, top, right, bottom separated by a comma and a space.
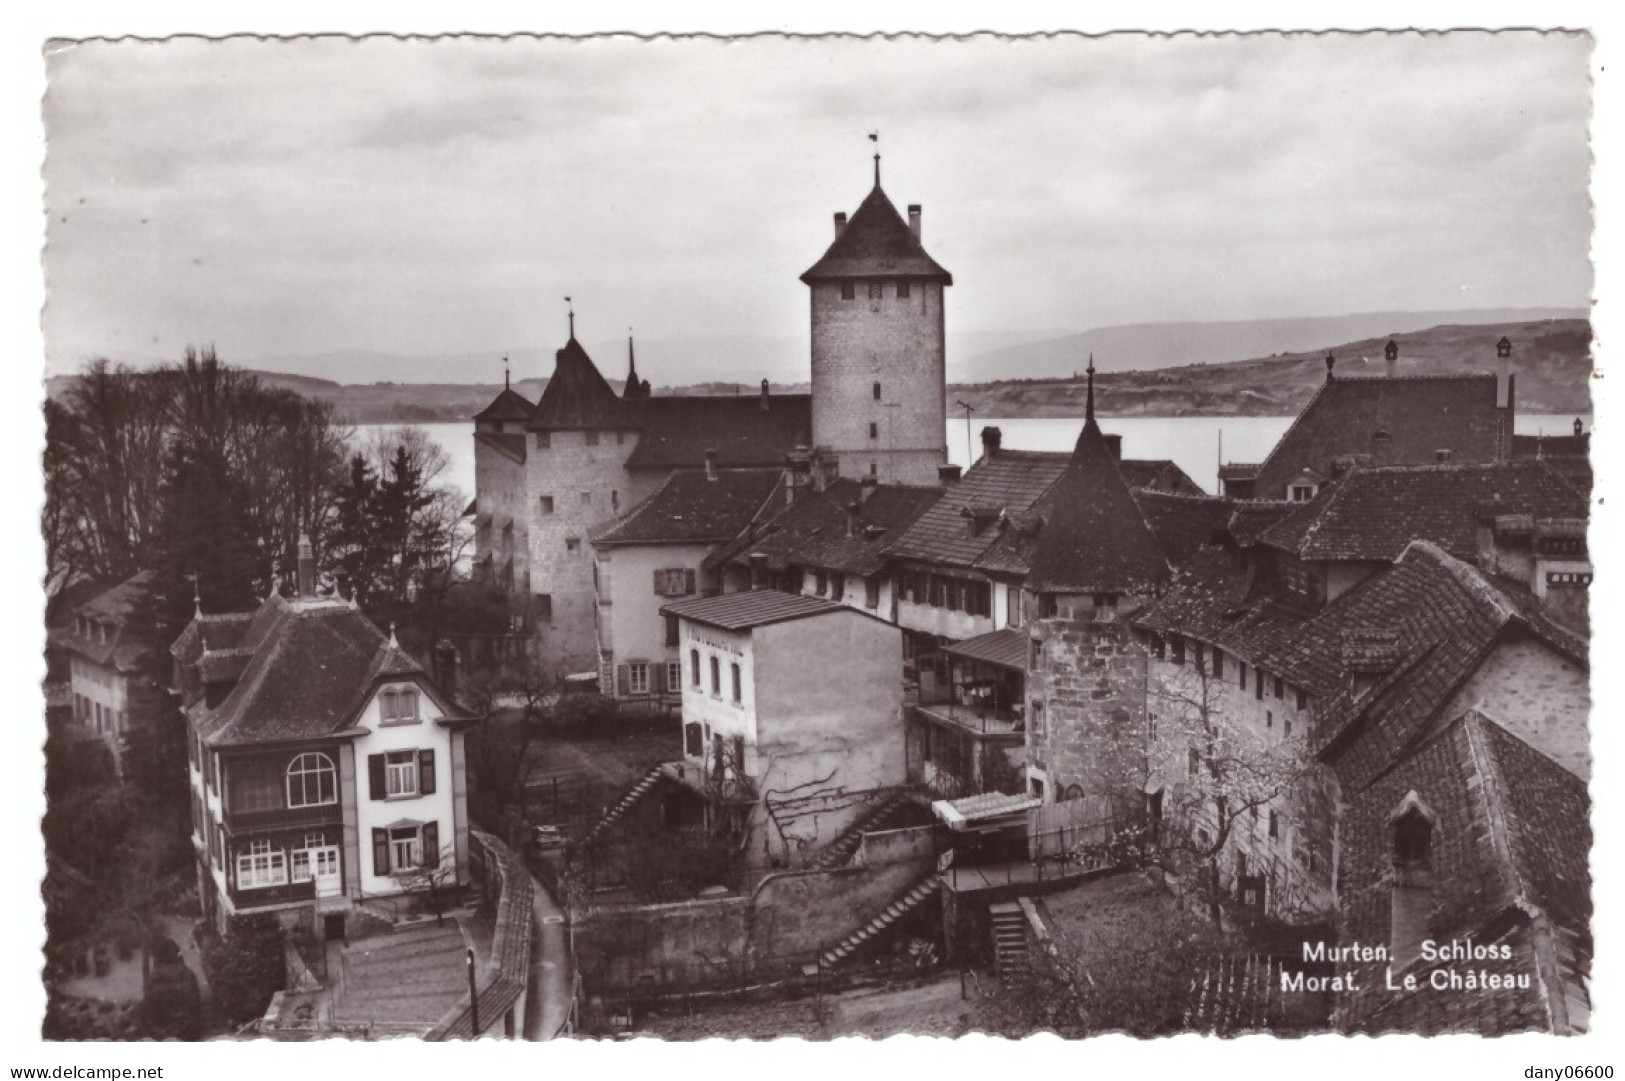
1024, 412, 1169, 595
591, 469, 782, 548
473, 386, 536, 423
1118, 459, 1204, 495
181, 593, 457, 748
708, 478, 944, 577
660, 588, 860, 631
1260, 459, 1586, 564
1336, 711, 1590, 1034
1312, 541, 1586, 790
1134, 538, 1585, 713
621, 394, 813, 470
889, 450, 1069, 568
800, 183, 952, 284
1250, 373, 1512, 498
48, 570, 160, 671
527, 337, 624, 431
1132, 490, 1236, 568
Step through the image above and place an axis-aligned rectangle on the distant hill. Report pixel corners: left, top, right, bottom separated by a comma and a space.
948, 318, 1592, 419
964, 307, 1589, 382
45, 316, 1591, 424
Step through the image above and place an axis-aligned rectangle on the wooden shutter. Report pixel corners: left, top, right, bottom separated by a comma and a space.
653, 568, 665, 595
683, 569, 697, 595
617, 665, 630, 696
372, 828, 389, 876
417, 749, 436, 795
421, 821, 440, 868
653, 661, 667, 695
368, 754, 385, 800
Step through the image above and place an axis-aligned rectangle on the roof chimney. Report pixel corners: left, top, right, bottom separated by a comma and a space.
704, 448, 718, 481
847, 501, 862, 538
1436, 449, 1452, 463
297, 533, 316, 597
858, 474, 879, 501
833, 211, 848, 239
432, 639, 460, 702
749, 552, 768, 590
1385, 339, 1399, 379
760, 378, 770, 411
981, 425, 1002, 458
938, 464, 963, 483
1496, 336, 1513, 409
907, 204, 922, 240
1574, 417, 1584, 436
1325, 351, 1336, 382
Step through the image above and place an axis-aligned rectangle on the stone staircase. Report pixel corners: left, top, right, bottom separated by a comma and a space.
808, 875, 939, 973
989, 902, 1030, 981
328, 922, 472, 1032
805, 791, 914, 871
579, 765, 666, 848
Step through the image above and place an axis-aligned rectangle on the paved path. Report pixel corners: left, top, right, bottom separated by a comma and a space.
523, 863, 574, 1040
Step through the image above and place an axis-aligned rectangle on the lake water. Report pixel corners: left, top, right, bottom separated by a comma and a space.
363, 413, 1590, 503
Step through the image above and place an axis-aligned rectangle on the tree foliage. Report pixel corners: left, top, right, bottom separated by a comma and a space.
200, 914, 285, 1027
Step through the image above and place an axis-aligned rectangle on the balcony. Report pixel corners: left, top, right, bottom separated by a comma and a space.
224, 802, 344, 836
916, 700, 1023, 737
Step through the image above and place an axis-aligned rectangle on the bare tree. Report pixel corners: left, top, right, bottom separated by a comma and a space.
393, 844, 462, 926
1142, 662, 1310, 923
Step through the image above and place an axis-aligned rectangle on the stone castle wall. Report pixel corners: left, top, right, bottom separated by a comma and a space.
1025, 612, 1149, 808
525, 427, 637, 673
472, 430, 529, 589
809, 279, 946, 486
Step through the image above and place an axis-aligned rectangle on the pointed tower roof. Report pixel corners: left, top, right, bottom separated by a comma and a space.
622, 333, 649, 400
800, 183, 953, 284
473, 386, 535, 423
1025, 368, 1169, 595
526, 336, 624, 430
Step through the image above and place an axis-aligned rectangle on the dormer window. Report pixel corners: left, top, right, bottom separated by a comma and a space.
1289, 484, 1316, 502
380, 687, 421, 725
1393, 807, 1433, 871
1389, 792, 1439, 967
1372, 429, 1393, 446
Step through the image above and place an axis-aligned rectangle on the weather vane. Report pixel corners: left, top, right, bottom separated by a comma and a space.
565, 296, 574, 338
869, 130, 880, 184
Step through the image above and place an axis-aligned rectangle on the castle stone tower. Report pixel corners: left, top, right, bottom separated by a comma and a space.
523, 332, 634, 673
801, 165, 951, 485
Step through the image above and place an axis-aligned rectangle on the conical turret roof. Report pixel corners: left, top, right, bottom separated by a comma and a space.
1025, 394, 1169, 595
473, 386, 535, 423
800, 183, 953, 284
527, 336, 624, 430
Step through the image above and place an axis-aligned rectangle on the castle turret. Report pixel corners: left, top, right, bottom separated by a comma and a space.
1022, 360, 1169, 807
801, 162, 952, 486
523, 330, 632, 670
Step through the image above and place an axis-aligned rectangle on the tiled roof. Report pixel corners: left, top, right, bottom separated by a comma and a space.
472, 386, 536, 423
1025, 417, 1169, 594
943, 627, 1028, 672
1118, 459, 1204, 495
591, 469, 782, 547
890, 450, 1069, 568
1133, 491, 1236, 567
473, 430, 526, 463
1336, 711, 1589, 1034
1135, 539, 1585, 720
1250, 374, 1512, 498
48, 571, 160, 672
527, 337, 623, 430
708, 478, 943, 577
181, 594, 457, 747
1224, 501, 1296, 546
622, 394, 812, 470
1260, 460, 1586, 563
660, 588, 857, 631
1217, 463, 1261, 480
800, 183, 952, 284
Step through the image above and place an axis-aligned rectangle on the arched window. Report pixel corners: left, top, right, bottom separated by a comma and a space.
1393, 808, 1433, 870
286, 752, 338, 808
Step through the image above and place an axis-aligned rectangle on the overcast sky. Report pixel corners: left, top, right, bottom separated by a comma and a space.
41, 32, 1593, 379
